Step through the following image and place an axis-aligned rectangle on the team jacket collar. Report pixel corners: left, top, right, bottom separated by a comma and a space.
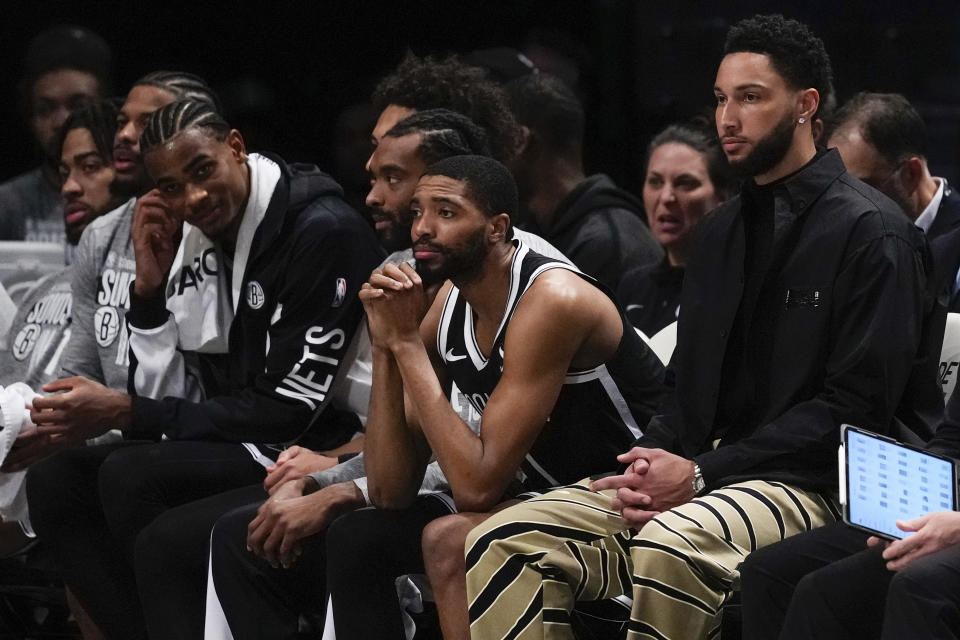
246, 152, 292, 265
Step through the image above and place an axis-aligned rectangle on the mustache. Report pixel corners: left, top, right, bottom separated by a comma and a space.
412, 237, 447, 254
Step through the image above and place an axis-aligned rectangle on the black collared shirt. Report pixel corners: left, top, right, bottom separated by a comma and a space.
637, 149, 940, 491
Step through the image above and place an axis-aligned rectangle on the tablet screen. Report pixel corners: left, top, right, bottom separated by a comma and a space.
845, 428, 956, 539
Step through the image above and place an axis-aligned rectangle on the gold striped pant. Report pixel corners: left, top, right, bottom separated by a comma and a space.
465, 479, 839, 640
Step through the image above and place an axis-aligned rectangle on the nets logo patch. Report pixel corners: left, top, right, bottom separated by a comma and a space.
94, 306, 121, 347
247, 281, 265, 310
333, 278, 347, 308
12, 324, 41, 361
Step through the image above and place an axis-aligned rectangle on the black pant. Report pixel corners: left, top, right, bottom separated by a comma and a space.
742, 528, 960, 640
209, 497, 331, 639
27, 441, 266, 640
137, 483, 268, 640
740, 521, 881, 640
876, 544, 960, 639
326, 495, 453, 639
755, 525, 960, 640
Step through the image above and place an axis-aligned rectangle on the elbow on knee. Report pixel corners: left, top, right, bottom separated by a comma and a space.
452, 489, 500, 514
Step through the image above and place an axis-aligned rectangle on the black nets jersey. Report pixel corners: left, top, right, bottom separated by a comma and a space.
435, 240, 666, 492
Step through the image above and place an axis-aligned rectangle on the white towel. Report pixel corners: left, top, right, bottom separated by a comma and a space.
164, 153, 281, 353
0, 382, 41, 535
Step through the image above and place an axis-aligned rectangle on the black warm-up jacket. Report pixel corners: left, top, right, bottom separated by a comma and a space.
635, 150, 940, 493
125, 155, 383, 451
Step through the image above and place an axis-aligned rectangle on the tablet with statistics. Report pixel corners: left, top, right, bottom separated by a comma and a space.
840, 424, 957, 540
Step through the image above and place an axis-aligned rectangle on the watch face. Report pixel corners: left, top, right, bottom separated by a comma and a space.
692, 466, 705, 494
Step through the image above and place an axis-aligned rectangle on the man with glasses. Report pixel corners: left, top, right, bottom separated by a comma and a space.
826, 93, 960, 310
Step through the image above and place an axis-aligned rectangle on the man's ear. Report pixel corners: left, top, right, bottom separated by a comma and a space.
798, 88, 820, 123
515, 125, 533, 157
902, 156, 925, 194
228, 129, 247, 162
489, 213, 511, 243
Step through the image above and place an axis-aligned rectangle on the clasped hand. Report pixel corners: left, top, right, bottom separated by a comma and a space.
1, 377, 129, 472
589, 447, 697, 529
263, 445, 337, 495
359, 262, 432, 350
246, 480, 361, 569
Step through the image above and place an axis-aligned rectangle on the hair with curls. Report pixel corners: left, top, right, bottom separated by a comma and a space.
827, 92, 927, 166
133, 70, 222, 114
724, 14, 834, 120
385, 108, 491, 164
645, 119, 736, 199
371, 52, 520, 164
506, 72, 584, 155
54, 99, 118, 165
139, 100, 231, 156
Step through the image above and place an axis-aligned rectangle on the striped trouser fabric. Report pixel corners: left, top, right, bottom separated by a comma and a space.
465, 478, 839, 640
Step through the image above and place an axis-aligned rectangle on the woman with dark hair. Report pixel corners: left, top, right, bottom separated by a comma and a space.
617, 122, 734, 336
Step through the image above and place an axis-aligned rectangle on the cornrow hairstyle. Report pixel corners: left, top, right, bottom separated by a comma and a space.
423, 155, 518, 224
827, 92, 928, 166
140, 100, 231, 156
54, 99, 119, 164
506, 72, 584, 155
724, 14, 833, 121
645, 121, 735, 200
134, 70, 222, 114
384, 108, 492, 164
371, 52, 520, 164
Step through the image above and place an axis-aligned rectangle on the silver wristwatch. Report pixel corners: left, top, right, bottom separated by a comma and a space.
692, 463, 706, 495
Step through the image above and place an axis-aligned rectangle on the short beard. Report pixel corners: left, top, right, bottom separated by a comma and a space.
111, 171, 148, 200
414, 227, 488, 287
730, 110, 796, 179
378, 216, 414, 254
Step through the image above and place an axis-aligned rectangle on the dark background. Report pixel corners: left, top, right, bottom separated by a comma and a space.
4, 0, 960, 198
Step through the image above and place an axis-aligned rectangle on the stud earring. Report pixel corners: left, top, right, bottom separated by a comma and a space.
798, 117, 807, 124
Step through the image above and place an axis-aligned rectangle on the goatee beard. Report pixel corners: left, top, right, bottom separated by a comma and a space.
730, 111, 796, 179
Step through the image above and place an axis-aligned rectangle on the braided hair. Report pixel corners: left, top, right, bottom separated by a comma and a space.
133, 70, 221, 113
140, 100, 231, 156
384, 108, 491, 164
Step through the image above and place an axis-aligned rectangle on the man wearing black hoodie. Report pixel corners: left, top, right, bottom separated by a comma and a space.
23, 101, 382, 639
507, 73, 662, 291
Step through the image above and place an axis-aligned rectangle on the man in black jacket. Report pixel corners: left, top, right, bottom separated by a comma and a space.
736, 92, 960, 640
463, 14, 933, 640
19, 100, 382, 639
507, 73, 662, 291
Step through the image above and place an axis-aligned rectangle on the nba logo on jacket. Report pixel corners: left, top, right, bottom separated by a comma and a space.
333, 278, 347, 308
